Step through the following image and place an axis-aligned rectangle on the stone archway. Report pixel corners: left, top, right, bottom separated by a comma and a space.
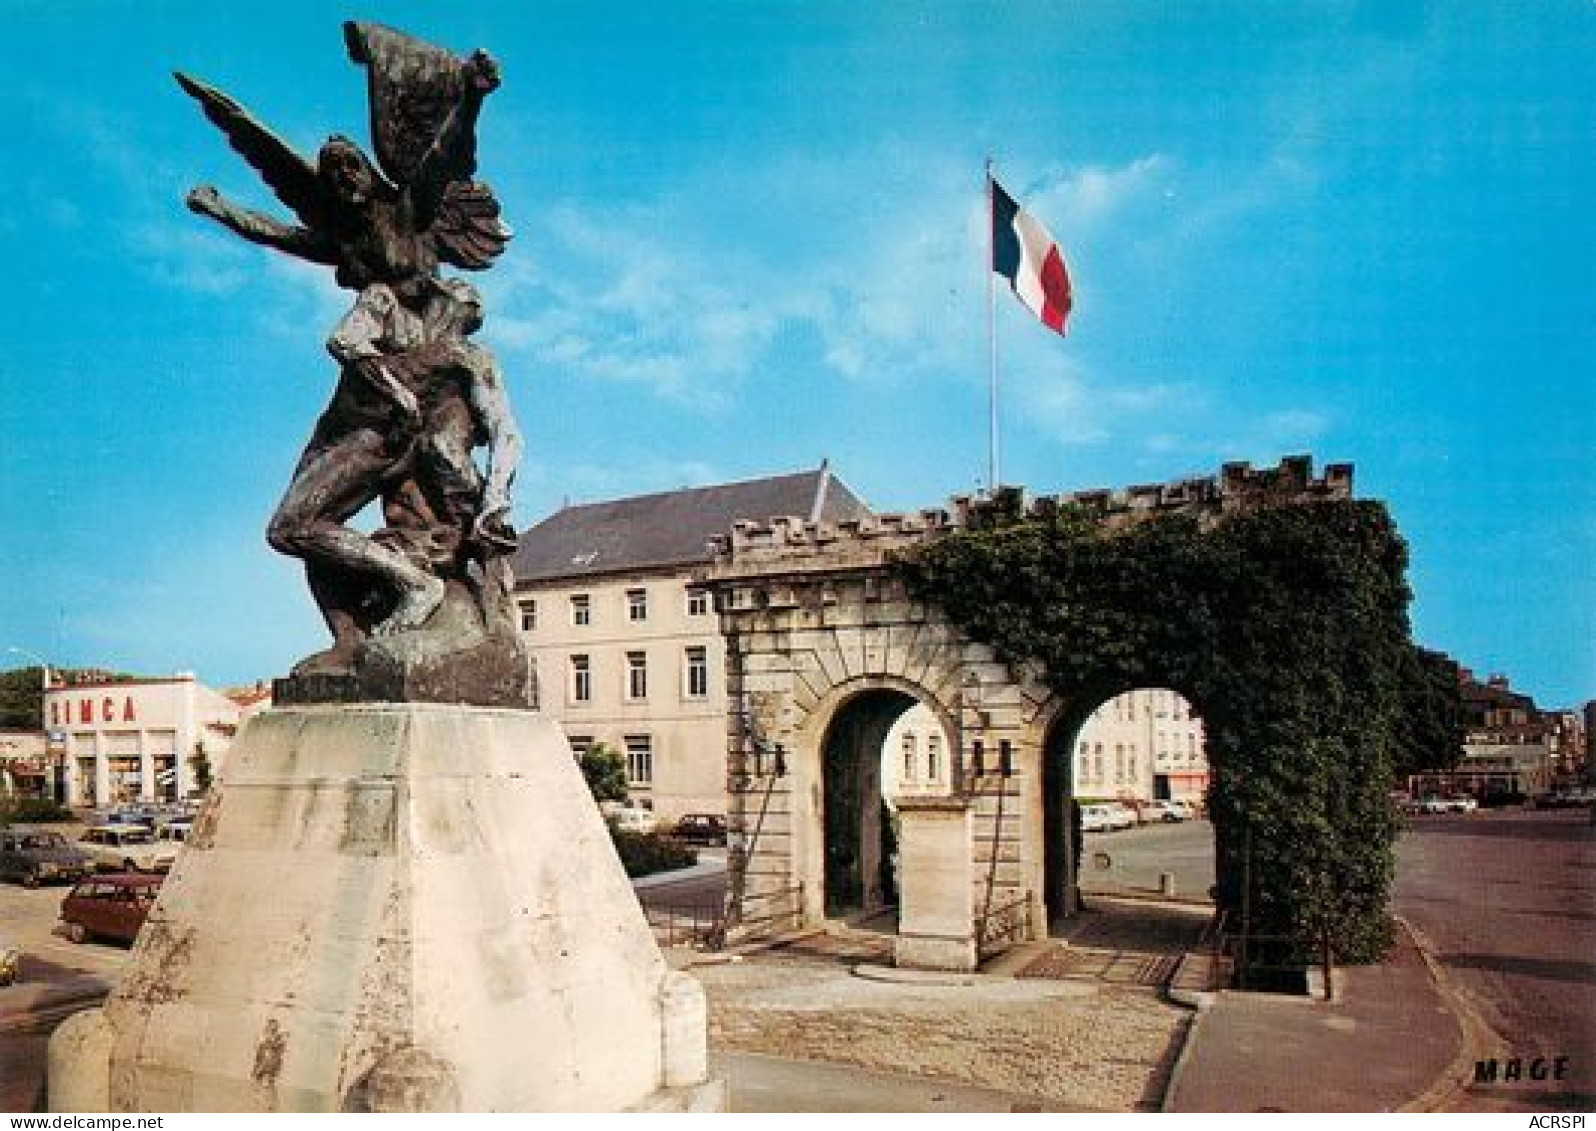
706, 457, 1358, 970
819, 685, 916, 918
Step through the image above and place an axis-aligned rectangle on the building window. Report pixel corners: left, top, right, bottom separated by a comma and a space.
568, 735, 592, 757
902, 732, 917, 781
571, 594, 591, 626
626, 651, 648, 700
685, 646, 709, 699
518, 600, 537, 632
1114, 744, 1125, 783
927, 734, 943, 782
570, 654, 591, 703
687, 588, 710, 617
627, 588, 648, 622
625, 735, 654, 784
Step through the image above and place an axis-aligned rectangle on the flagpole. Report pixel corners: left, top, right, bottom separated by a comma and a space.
986, 158, 1000, 494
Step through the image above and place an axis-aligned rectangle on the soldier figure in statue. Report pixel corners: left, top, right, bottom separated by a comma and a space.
176, 22, 533, 706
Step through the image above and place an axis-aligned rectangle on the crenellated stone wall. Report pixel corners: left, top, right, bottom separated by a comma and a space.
712, 456, 1353, 576
701, 457, 1355, 969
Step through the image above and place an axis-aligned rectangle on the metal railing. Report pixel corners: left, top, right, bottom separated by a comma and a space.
646, 881, 806, 952
975, 889, 1031, 961
1218, 919, 1328, 997
644, 901, 726, 950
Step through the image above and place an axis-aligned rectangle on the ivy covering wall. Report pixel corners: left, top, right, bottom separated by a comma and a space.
899, 496, 1438, 964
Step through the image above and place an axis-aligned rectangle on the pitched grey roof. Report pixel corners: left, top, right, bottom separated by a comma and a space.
510, 465, 870, 583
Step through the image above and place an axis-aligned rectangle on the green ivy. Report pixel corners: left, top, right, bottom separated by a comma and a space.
900, 497, 1450, 965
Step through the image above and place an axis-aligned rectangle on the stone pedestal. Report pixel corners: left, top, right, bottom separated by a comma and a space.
892, 796, 977, 972
49, 704, 721, 1112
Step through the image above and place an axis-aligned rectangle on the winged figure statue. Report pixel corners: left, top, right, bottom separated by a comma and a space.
176, 23, 533, 708
177, 22, 509, 294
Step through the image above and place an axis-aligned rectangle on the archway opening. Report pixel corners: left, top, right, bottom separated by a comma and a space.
1043, 686, 1215, 926
820, 687, 922, 920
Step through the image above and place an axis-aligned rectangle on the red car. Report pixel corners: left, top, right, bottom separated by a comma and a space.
59, 873, 161, 944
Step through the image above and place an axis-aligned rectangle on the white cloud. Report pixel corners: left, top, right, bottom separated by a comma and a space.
1026, 156, 1173, 237
135, 222, 254, 295
491, 204, 788, 411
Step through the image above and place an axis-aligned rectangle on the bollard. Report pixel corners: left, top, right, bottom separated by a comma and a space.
1159, 871, 1176, 897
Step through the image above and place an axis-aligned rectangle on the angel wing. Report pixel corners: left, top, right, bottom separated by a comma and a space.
173, 71, 341, 234
433, 180, 511, 270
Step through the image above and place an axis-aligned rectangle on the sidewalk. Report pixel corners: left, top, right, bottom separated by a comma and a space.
718, 1051, 1093, 1113
1164, 918, 1467, 1112
3, 897, 1473, 1114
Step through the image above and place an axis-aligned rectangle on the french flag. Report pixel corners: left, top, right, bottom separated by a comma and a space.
991, 177, 1072, 335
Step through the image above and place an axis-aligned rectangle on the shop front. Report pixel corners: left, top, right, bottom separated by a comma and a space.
43, 675, 242, 808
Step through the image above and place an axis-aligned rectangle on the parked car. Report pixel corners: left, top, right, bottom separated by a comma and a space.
607, 806, 658, 835
0, 826, 94, 887
1080, 803, 1134, 833
1103, 802, 1138, 830
1443, 796, 1479, 814
669, 814, 727, 846
1147, 800, 1186, 823
1080, 804, 1114, 834
77, 825, 164, 873
59, 874, 161, 944
152, 821, 193, 872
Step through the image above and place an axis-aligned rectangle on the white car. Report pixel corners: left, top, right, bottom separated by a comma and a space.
1081, 803, 1134, 832
78, 824, 165, 872
1104, 803, 1138, 830
1079, 805, 1111, 833
1443, 796, 1479, 814
1148, 800, 1186, 823
608, 806, 658, 835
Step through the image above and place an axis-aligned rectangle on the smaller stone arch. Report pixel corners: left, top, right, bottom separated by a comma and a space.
790, 675, 961, 926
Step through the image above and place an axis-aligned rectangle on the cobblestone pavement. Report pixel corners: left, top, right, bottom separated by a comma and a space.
696, 955, 1192, 1111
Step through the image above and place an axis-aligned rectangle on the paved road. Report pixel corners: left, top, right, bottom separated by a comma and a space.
1395, 806, 1596, 1112
1080, 817, 1215, 902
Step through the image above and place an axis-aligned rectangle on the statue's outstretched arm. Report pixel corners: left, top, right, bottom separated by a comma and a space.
186, 185, 340, 266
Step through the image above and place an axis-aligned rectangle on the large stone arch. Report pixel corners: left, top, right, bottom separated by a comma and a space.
705, 457, 1355, 971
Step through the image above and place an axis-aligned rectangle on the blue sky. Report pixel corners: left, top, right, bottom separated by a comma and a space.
1, 1, 1591, 709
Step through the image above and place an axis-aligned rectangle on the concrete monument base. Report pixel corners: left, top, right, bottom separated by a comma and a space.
48, 704, 721, 1112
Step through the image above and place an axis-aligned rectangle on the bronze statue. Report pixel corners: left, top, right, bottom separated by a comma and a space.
178, 22, 534, 707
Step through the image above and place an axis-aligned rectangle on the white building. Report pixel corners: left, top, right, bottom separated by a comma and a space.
0, 730, 49, 798
881, 704, 955, 805
43, 673, 246, 806
510, 465, 871, 822
1071, 687, 1209, 805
